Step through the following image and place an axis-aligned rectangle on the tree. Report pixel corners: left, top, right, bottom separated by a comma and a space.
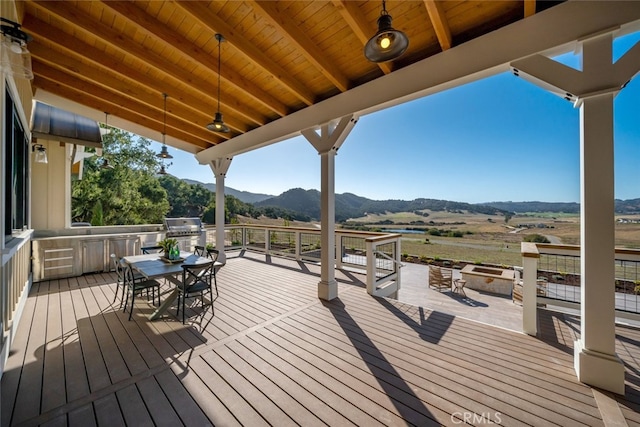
159, 175, 212, 218
72, 127, 170, 225
504, 212, 513, 224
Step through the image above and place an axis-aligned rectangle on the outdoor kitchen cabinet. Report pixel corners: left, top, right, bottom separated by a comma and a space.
107, 236, 141, 263
32, 238, 82, 281
82, 240, 106, 274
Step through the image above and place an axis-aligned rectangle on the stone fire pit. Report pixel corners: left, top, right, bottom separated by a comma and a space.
460, 265, 515, 296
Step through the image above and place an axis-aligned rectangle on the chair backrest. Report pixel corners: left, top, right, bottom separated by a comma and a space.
111, 253, 124, 279
429, 265, 443, 282
429, 266, 452, 285
141, 245, 163, 254
193, 245, 205, 256
181, 260, 214, 289
440, 267, 453, 281
206, 248, 219, 262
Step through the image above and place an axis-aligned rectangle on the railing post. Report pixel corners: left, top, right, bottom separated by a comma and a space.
395, 238, 402, 292
521, 242, 540, 336
265, 229, 270, 255
295, 230, 301, 261
242, 226, 247, 250
366, 238, 375, 295
335, 233, 344, 270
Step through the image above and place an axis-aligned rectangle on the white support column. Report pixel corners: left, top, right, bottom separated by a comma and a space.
208, 157, 233, 264
511, 31, 640, 395
319, 149, 337, 300
575, 35, 623, 395
302, 115, 358, 300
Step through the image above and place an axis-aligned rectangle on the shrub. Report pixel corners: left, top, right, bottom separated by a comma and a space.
419, 255, 429, 263
523, 234, 550, 243
427, 228, 441, 236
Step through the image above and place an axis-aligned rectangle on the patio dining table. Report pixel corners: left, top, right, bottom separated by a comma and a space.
123, 251, 220, 321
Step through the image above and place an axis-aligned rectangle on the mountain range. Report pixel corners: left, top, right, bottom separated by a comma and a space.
182, 179, 273, 204
183, 179, 640, 220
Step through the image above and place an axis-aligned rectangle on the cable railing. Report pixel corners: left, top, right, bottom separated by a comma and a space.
521, 243, 640, 335
204, 224, 402, 297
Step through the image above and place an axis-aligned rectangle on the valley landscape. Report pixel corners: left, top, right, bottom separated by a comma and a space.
186, 179, 640, 268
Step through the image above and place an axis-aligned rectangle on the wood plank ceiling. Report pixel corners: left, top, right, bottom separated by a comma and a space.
17, 0, 560, 154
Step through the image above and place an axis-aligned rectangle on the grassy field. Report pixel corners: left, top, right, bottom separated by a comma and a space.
345, 210, 640, 266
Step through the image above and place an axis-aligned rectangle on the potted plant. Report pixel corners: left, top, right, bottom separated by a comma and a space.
157, 238, 178, 258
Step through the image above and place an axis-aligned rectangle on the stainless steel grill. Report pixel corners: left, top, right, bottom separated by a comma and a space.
163, 217, 203, 237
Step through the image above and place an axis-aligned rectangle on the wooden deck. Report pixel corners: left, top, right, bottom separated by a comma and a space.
2, 252, 640, 426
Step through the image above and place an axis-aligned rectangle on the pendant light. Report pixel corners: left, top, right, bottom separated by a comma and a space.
157, 93, 173, 159
364, 0, 409, 63
100, 112, 113, 169
158, 163, 167, 175
206, 34, 230, 133
100, 158, 114, 170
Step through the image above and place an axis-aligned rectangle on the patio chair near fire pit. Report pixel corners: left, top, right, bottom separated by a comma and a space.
429, 265, 453, 292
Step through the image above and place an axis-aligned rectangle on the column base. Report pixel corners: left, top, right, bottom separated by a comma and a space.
318, 280, 338, 301
574, 339, 625, 395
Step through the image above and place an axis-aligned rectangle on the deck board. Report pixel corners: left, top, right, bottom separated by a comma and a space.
2, 253, 640, 426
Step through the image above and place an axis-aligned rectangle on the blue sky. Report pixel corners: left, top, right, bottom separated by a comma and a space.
153, 31, 640, 204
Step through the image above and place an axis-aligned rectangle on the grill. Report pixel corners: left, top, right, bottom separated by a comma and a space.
163, 217, 203, 237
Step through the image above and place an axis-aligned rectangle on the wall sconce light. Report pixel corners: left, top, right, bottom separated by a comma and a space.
0, 17, 33, 80
32, 143, 47, 164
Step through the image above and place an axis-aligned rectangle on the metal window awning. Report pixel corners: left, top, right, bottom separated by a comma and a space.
31, 101, 103, 148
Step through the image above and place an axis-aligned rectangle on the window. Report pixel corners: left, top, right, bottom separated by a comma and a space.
4, 88, 29, 240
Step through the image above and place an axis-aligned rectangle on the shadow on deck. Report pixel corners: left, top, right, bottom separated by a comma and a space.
2, 252, 639, 426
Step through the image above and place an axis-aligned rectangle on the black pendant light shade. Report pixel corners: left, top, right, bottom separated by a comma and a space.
206, 111, 230, 133
157, 145, 172, 159
364, 1, 409, 63
158, 164, 167, 175
206, 33, 230, 133
157, 93, 173, 159
100, 158, 114, 169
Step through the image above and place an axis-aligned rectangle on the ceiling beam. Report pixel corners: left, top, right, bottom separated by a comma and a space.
30, 50, 222, 143
101, 1, 288, 118
35, 89, 204, 155
33, 75, 213, 151
197, 0, 640, 161
524, 0, 536, 18
32, 60, 220, 148
423, 0, 452, 51
23, 17, 249, 136
29, 1, 266, 128
330, 0, 393, 75
250, 0, 350, 92
173, 1, 316, 106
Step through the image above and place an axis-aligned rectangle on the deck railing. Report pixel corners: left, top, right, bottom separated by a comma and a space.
205, 225, 402, 296
521, 242, 640, 335
1, 230, 33, 372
